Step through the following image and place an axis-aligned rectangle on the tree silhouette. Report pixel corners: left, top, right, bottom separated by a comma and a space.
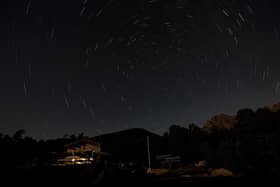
13, 129, 26, 140
1, 103, 280, 177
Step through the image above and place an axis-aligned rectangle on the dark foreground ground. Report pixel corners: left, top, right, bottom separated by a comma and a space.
1, 166, 278, 186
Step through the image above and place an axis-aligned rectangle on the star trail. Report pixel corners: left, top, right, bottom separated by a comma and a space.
1, 0, 280, 138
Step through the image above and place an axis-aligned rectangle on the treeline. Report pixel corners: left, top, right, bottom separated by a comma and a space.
0, 131, 89, 169
162, 106, 280, 176
1, 105, 280, 176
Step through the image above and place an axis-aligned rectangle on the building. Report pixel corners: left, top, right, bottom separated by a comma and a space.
155, 154, 181, 169
54, 139, 101, 166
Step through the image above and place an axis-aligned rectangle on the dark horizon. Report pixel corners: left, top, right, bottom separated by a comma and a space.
1, 101, 280, 140
1, 0, 280, 139
1, 89, 280, 184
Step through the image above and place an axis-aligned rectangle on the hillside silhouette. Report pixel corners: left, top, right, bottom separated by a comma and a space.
1, 102, 280, 184
92, 128, 164, 161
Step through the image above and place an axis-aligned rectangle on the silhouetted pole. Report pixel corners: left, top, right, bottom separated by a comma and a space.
147, 136, 152, 173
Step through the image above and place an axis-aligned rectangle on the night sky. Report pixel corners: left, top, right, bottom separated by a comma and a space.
1, 0, 280, 139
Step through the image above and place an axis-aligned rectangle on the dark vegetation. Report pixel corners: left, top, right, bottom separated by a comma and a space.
1, 104, 280, 183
